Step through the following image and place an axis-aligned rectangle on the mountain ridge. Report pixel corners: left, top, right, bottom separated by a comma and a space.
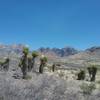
0, 44, 100, 58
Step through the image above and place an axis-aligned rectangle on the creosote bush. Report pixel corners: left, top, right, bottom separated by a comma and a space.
77, 70, 85, 80
23, 75, 32, 80
58, 70, 64, 78
80, 82, 96, 95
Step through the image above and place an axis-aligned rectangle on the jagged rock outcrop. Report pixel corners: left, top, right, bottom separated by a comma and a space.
86, 46, 100, 52
38, 47, 78, 57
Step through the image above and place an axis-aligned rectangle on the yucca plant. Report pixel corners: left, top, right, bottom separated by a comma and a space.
87, 65, 97, 81
39, 56, 48, 73
31, 51, 38, 71
23, 47, 29, 55
27, 55, 32, 72
20, 47, 29, 79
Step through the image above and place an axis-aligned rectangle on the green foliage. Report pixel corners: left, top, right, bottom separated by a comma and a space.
32, 51, 38, 58
23, 47, 29, 55
80, 82, 96, 95
0, 61, 4, 65
28, 51, 38, 71
40, 57, 48, 63
77, 70, 85, 80
5, 58, 9, 63
23, 75, 32, 80
0, 58, 9, 65
87, 65, 97, 81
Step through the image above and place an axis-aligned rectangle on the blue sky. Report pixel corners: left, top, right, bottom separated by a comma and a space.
0, 0, 100, 50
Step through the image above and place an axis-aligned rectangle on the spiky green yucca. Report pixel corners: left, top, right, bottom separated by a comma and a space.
40, 57, 47, 63
32, 51, 38, 58
23, 47, 29, 55
20, 47, 29, 79
39, 56, 48, 73
31, 51, 38, 71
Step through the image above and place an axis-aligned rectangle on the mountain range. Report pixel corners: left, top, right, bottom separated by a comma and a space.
0, 44, 100, 59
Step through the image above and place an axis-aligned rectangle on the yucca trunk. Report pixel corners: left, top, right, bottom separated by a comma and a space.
21, 55, 28, 79
39, 64, 44, 73
31, 57, 35, 71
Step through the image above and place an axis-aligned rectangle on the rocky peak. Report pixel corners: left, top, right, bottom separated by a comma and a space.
38, 47, 78, 57
86, 46, 100, 52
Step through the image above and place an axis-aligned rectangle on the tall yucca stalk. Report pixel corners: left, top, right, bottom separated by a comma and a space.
20, 47, 29, 79
39, 56, 48, 73
27, 55, 32, 72
87, 65, 97, 81
31, 51, 38, 71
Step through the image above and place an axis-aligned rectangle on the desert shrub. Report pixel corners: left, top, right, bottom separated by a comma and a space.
0, 58, 9, 71
3, 58, 9, 71
0, 96, 4, 100
77, 70, 85, 80
87, 65, 97, 81
56, 63, 61, 66
97, 80, 100, 84
58, 70, 64, 78
23, 75, 32, 80
80, 82, 96, 95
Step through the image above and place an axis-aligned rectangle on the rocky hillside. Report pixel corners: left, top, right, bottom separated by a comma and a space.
67, 46, 100, 60
0, 44, 24, 57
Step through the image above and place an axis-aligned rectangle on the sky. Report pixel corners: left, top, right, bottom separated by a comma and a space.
0, 0, 100, 50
